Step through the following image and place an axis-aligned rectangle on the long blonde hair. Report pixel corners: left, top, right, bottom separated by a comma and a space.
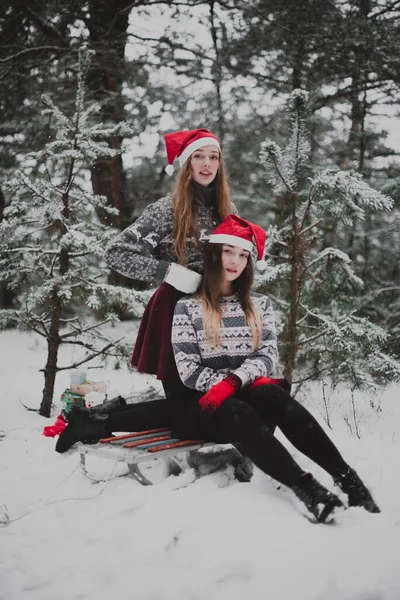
198, 243, 262, 350
171, 154, 232, 265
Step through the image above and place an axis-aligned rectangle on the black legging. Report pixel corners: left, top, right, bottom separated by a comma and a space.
200, 385, 349, 488
108, 398, 172, 432
107, 384, 348, 490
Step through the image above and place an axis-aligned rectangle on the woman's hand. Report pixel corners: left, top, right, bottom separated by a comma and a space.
248, 377, 291, 393
199, 374, 241, 413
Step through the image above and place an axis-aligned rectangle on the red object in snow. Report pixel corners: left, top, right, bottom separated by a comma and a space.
43, 414, 67, 438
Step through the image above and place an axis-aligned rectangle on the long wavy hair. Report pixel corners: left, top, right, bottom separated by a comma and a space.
171, 152, 232, 265
197, 243, 262, 350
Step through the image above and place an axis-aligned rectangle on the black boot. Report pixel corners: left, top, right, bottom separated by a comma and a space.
292, 472, 345, 523
89, 395, 127, 416
334, 467, 380, 513
55, 412, 109, 453
66, 405, 92, 423
66, 396, 127, 425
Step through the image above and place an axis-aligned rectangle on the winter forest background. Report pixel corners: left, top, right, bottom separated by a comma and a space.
0, 0, 399, 417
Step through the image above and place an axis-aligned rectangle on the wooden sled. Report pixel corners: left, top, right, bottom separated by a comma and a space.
76, 427, 253, 486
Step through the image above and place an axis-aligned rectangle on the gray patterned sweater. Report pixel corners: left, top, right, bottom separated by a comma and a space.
172, 293, 279, 392
105, 194, 236, 283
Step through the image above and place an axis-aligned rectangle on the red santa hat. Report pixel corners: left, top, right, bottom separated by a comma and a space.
164, 128, 221, 176
209, 215, 266, 261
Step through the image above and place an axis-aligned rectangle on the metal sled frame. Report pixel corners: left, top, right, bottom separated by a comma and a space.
76, 427, 217, 485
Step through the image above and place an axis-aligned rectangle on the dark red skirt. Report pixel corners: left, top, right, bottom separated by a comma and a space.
131, 282, 185, 384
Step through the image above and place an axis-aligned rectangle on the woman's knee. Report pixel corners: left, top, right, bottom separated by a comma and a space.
248, 384, 305, 420
247, 384, 290, 406
218, 396, 255, 418
214, 397, 264, 436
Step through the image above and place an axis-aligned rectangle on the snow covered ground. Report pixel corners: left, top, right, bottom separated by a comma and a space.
1, 327, 400, 600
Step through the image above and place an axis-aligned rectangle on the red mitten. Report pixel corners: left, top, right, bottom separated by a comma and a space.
248, 377, 291, 392
42, 414, 67, 438
199, 375, 241, 414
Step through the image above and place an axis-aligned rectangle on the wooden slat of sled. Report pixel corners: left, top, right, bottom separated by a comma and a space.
99, 428, 171, 445
147, 439, 207, 453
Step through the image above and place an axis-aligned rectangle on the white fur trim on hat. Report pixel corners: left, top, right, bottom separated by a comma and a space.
178, 137, 221, 167
208, 234, 253, 253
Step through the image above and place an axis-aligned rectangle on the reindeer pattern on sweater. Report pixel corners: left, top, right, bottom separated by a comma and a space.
172, 293, 279, 392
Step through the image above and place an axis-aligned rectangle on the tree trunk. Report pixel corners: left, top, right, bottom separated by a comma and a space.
209, 0, 225, 143
87, 0, 132, 230
39, 290, 62, 417
282, 191, 301, 382
0, 185, 14, 308
40, 197, 70, 415
338, 0, 371, 170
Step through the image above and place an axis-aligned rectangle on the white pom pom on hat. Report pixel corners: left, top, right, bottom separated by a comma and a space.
164, 128, 220, 176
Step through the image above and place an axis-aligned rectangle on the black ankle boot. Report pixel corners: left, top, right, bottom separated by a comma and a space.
334, 467, 380, 513
292, 472, 345, 523
89, 395, 126, 416
66, 396, 126, 425
66, 405, 91, 424
55, 412, 109, 453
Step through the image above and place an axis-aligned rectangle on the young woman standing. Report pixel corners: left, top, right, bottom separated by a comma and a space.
106, 128, 235, 396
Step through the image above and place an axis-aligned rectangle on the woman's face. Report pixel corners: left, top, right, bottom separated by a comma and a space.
190, 144, 220, 186
220, 244, 249, 283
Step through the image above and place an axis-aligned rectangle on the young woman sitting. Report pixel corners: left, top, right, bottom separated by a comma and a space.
168, 215, 380, 523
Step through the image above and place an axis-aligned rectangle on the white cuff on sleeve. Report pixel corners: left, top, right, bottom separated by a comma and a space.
164, 263, 202, 294
233, 369, 249, 388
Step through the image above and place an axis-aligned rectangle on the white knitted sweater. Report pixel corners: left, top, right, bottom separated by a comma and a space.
172, 293, 279, 392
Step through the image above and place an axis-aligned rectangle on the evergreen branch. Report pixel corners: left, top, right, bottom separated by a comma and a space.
300, 218, 322, 235
296, 311, 316, 326
243, 4, 294, 33
7, 247, 59, 255
29, 224, 54, 235
25, 7, 70, 45
313, 80, 398, 111
297, 328, 330, 347
127, 33, 214, 62
14, 220, 43, 227
371, 0, 400, 19
268, 151, 293, 193
306, 248, 350, 270
66, 251, 93, 258
357, 286, 400, 311
49, 253, 58, 278
299, 188, 314, 232
297, 305, 359, 348
26, 324, 48, 339
374, 286, 400, 294
296, 323, 321, 331
58, 316, 80, 323
17, 312, 49, 338
6, 246, 46, 254
122, 0, 235, 9
293, 366, 332, 386
0, 46, 67, 63
12, 172, 61, 208
40, 340, 125, 373
60, 318, 116, 340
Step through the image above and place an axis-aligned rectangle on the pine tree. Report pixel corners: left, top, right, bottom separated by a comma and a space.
0, 49, 149, 417
257, 89, 400, 391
